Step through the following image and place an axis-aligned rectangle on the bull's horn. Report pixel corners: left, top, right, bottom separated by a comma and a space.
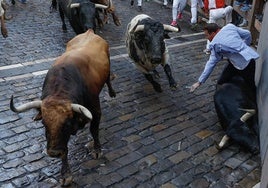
95, 3, 109, 9
215, 135, 230, 150
10, 95, 42, 112
163, 24, 180, 32
134, 25, 144, 32
239, 108, 256, 122
108, 0, 113, 7
71, 104, 93, 121
70, 3, 80, 8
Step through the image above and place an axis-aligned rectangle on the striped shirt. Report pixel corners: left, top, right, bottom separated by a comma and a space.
198, 23, 259, 84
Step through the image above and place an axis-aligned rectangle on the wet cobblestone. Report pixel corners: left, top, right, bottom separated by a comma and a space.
0, 0, 261, 187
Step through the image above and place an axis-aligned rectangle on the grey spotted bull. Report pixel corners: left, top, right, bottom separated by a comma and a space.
53, 0, 111, 34
90, 0, 121, 26
126, 14, 180, 92
214, 76, 259, 154
10, 30, 116, 186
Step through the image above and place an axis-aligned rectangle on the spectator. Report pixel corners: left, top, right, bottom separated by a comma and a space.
190, 0, 204, 27
203, 0, 233, 54
234, 0, 253, 27
189, 23, 259, 94
170, 0, 187, 26
203, 0, 233, 24
234, 0, 252, 12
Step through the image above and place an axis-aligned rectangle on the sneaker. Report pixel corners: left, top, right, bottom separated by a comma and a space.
240, 4, 251, 12
203, 49, 211, 55
238, 19, 248, 27
170, 20, 177, 26
138, 6, 142, 12
177, 13, 182, 20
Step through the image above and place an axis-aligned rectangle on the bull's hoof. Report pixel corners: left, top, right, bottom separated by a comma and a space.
214, 141, 223, 151
153, 85, 162, 93
1, 28, 8, 38
50, 6, 57, 13
4, 15, 13, 20
60, 174, 73, 187
62, 25, 67, 33
153, 70, 160, 78
109, 90, 116, 98
110, 73, 116, 81
170, 83, 177, 91
114, 20, 121, 26
91, 149, 103, 159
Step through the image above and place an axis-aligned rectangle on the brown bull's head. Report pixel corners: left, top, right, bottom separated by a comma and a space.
10, 95, 92, 159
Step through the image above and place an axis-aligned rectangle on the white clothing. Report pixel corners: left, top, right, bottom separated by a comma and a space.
206, 5, 233, 50
163, 0, 168, 6
138, 0, 142, 6
0, 0, 4, 17
190, 0, 204, 24
208, 6, 233, 24
172, 0, 187, 21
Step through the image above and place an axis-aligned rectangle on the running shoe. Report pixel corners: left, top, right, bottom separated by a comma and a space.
170, 20, 177, 26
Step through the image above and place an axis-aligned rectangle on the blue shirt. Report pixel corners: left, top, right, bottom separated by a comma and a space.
198, 23, 259, 84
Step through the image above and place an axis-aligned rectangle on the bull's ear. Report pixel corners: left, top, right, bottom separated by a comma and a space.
33, 111, 42, 121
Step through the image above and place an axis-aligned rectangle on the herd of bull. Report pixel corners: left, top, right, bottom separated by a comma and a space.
3, 0, 259, 186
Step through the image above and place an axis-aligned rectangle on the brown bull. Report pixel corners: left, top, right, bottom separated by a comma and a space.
10, 29, 116, 186
90, 0, 121, 26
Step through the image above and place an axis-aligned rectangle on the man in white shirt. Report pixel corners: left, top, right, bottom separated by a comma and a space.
190, 23, 259, 93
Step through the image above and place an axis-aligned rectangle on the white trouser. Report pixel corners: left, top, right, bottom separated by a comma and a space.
172, 0, 187, 20
138, 0, 142, 6
209, 6, 233, 24
190, 0, 204, 24
163, 0, 168, 6
206, 6, 233, 50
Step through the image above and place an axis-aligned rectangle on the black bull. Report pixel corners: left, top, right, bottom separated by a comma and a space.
10, 30, 116, 186
54, 0, 110, 34
126, 14, 180, 92
214, 76, 259, 154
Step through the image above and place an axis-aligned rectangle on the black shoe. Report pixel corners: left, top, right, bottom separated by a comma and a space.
130, 0, 134, 6
138, 6, 142, 11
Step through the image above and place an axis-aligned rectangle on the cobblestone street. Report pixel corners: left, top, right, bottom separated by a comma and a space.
0, 0, 261, 187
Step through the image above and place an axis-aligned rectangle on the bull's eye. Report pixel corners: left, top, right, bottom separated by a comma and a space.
62, 120, 73, 134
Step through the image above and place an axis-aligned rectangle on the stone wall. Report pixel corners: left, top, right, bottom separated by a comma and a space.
255, 2, 268, 188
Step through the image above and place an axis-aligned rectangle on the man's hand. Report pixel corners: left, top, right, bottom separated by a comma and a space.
190, 82, 201, 93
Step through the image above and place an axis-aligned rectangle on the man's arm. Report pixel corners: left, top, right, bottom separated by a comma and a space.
236, 27, 252, 46
189, 50, 220, 92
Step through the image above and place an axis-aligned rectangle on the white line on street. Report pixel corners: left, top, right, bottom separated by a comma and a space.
0, 33, 205, 83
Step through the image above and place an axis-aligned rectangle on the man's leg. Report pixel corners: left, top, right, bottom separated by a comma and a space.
190, 0, 198, 24
240, 59, 256, 92
217, 60, 237, 85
